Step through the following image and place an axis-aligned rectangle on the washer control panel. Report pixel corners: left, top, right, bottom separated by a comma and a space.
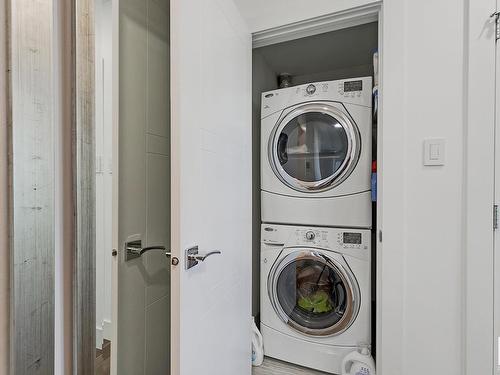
293, 228, 330, 247
262, 225, 370, 252
336, 231, 364, 249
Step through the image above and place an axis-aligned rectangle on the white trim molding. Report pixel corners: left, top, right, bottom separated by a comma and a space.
252, 3, 381, 48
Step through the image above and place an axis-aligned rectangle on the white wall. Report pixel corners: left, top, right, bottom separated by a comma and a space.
378, 0, 495, 374
378, 0, 463, 372
95, 0, 113, 349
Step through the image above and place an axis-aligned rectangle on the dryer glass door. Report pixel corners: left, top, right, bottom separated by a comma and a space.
269, 250, 359, 337
271, 103, 360, 192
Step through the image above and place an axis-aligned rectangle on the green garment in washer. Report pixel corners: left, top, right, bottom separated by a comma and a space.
297, 290, 332, 313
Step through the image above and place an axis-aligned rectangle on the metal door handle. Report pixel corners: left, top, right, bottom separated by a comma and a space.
192, 251, 221, 261
125, 239, 170, 261
137, 246, 169, 256
185, 246, 222, 270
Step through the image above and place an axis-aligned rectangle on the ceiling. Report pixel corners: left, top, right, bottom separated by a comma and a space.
254, 22, 378, 78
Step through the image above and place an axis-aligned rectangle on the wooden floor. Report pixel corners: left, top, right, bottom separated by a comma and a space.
95, 340, 110, 375
253, 357, 329, 375
94, 345, 325, 375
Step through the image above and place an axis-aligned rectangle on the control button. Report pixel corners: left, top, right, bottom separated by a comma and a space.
305, 231, 315, 240
306, 84, 316, 95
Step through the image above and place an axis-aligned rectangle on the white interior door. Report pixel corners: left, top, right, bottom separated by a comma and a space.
170, 0, 252, 374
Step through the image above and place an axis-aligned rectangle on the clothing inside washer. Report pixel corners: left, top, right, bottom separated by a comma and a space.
276, 254, 349, 333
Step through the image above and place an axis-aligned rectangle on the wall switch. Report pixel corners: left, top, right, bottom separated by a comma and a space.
423, 138, 445, 166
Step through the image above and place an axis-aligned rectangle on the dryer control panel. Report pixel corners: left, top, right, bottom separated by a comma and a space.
260, 77, 373, 119
337, 79, 365, 98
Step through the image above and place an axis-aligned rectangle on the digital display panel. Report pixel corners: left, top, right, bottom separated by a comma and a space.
344, 80, 363, 92
343, 232, 362, 244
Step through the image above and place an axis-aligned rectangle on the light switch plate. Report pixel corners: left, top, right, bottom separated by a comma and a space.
423, 138, 445, 166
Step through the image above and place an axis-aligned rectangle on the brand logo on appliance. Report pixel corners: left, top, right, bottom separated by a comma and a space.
306, 84, 316, 95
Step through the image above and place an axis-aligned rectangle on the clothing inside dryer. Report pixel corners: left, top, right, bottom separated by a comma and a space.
278, 112, 348, 182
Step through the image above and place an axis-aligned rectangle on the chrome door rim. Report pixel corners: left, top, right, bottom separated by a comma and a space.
267, 249, 360, 337
268, 102, 361, 192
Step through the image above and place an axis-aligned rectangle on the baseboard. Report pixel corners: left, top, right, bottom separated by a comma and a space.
96, 325, 104, 350
103, 319, 112, 341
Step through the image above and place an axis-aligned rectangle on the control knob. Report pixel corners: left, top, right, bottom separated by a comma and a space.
305, 231, 315, 240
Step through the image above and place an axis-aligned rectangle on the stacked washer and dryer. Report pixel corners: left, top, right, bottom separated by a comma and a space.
260, 77, 373, 374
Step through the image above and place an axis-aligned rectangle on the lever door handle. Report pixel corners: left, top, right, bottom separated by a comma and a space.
137, 246, 169, 256
185, 246, 222, 270
125, 239, 170, 261
192, 250, 221, 262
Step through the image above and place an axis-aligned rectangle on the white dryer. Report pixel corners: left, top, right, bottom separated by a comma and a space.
260, 224, 371, 374
261, 77, 372, 228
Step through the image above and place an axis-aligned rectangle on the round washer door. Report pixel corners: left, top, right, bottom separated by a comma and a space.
269, 102, 361, 192
268, 249, 360, 337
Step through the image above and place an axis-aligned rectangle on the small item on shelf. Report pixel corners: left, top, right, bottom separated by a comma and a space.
371, 161, 377, 202
373, 50, 379, 119
278, 73, 293, 88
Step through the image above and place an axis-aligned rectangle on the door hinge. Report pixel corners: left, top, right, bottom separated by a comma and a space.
494, 204, 498, 230
491, 11, 500, 41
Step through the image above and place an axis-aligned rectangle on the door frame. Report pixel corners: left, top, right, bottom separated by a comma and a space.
495, 0, 500, 370
466, 0, 497, 373
110, 0, 119, 373
72, 0, 96, 373
0, 0, 9, 373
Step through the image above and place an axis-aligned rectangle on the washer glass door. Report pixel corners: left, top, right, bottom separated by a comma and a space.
269, 250, 359, 336
271, 103, 360, 192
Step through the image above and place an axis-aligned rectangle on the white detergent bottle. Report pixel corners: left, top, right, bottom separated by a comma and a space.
341, 345, 376, 375
251, 317, 264, 366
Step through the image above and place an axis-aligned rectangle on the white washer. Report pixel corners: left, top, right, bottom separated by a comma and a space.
260, 224, 371, 374
261, 77, 372, 228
